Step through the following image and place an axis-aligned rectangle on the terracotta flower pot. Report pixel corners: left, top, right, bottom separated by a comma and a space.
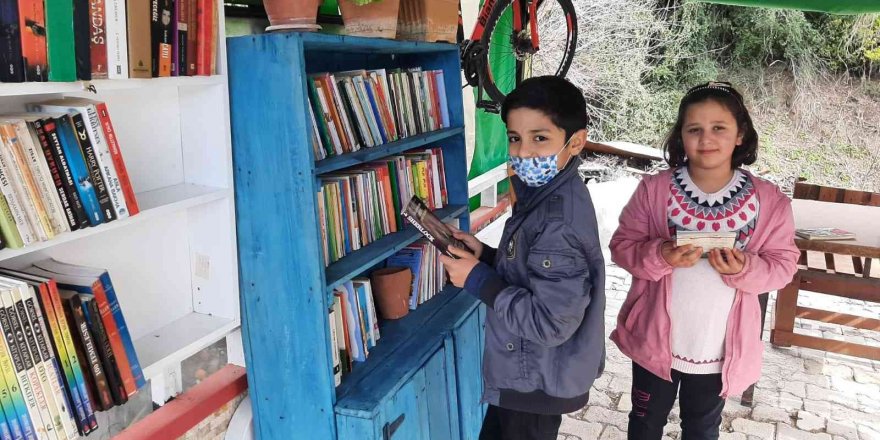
338, 0, 401, 39
370, 267, 412, 320
263, 0, 322, 32
398, 0, 459, 43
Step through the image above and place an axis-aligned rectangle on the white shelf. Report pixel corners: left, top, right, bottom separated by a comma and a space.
136, 312, 239, 382
0, 75, 227, 97
0, 183, 231, 263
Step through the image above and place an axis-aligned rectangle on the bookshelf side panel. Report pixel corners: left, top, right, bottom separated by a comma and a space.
228, 33, 336, 440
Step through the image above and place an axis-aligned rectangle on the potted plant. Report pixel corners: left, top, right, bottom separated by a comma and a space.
263, 0, 323, 32
338, 0, 401, 39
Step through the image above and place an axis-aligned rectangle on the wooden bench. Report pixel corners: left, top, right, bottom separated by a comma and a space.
770, 183, 880, 360
741, 183, 880, 407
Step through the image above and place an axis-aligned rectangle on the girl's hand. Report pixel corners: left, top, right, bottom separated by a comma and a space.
446, 224, 484, 259
708, 248, 745, 275
439, 246, 480, 288
661, 241, 702, 268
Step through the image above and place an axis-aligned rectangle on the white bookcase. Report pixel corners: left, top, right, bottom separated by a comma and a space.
0, 0, 242, 413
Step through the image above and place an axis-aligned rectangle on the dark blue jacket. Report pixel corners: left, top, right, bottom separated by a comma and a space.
465, 157, 606, 415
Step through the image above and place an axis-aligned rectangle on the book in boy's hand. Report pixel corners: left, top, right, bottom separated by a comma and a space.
401, 196, 466, 258
795, 227, 856, 241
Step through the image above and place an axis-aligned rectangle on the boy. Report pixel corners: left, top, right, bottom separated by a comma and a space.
440, 76, 606, 440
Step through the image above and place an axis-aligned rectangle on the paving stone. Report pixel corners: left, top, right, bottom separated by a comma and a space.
777, 423, 832, 440
796, 411, 825, 432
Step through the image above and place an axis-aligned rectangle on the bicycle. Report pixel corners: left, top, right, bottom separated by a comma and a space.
460, 0, 578, 113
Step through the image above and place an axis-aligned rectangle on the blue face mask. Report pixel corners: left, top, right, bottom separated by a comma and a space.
508, 137, 573, 187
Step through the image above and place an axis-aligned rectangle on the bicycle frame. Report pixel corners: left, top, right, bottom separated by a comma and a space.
469, 0, 540, 51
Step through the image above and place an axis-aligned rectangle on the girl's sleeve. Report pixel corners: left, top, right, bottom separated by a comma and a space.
721, 195, 800, 295
610, 179, 673, 281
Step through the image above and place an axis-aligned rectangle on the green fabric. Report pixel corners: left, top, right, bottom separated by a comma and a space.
320, 0, 340, 15
698, 0, 880, 14
469, 4, 515, 210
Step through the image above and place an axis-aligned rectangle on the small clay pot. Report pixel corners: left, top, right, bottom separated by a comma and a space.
370, 266, 412, 319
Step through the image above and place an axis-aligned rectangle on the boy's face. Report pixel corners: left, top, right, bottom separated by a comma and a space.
506, 108, 586, 171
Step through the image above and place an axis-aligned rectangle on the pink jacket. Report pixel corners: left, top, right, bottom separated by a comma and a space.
609, 169, 800, 397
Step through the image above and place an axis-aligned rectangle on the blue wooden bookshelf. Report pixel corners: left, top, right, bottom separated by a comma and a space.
228, 32, 485, 440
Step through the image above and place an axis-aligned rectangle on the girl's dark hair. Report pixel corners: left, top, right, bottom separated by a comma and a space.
663, 81, 758, 169
501, 76, 589, 139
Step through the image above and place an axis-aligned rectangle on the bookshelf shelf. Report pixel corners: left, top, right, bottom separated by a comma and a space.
137, 313, 240, 382
229, 32, 485, 439
0, 184, 231, 263
314, 127, 465, 175
0, 75, 228, 97
324, 204, 468, 295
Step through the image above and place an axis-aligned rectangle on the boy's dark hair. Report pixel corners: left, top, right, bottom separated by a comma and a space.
663, 81, 759, 169
501, 76, 589, 139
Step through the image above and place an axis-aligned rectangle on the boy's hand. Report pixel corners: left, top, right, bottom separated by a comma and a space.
661, 241, 702, 268
446, 224, 484, 258
439, 246, 480, 288
708, 248, 745, 275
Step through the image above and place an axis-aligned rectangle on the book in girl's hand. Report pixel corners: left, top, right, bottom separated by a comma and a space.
795, 227, 856, 241
401, 196, 465, 258
675, 230, 737, 256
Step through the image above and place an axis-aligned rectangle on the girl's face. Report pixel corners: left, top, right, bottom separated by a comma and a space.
681, 99, 744, 172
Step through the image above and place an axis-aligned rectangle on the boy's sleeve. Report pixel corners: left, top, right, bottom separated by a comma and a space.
721, 195, 800, 295
609, 179, 673, 281
465, 222, 593, 348
479, 245, 497, 265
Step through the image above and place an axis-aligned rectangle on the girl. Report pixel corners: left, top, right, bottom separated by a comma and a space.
609, 81, 800, 439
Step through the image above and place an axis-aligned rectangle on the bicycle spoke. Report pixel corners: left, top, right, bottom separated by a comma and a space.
477, 0, 576, 102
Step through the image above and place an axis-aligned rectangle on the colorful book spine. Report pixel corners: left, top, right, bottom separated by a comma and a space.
95, 103, 139, 215
0, 303, 34, 440
0, 0, 24, 83
54, 116, 103, 226
37, 118, 90, 231
88, 0, 107, 79
19, 285, 77, 439
43, 0, 76, 81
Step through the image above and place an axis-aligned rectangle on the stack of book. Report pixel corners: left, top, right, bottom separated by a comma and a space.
0, 98, 139, 251
317, 147, 447, 266
387, 240, 447, 311
307, 68, 451, 160
0, 0, 218, 83
0, 259, 144, 439
329, 278, 380, 385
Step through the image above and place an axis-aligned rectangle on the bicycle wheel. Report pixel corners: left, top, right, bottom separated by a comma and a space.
479, 0, 577, 104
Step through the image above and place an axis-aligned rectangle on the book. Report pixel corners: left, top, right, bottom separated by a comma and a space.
44, 0, 77, 81
29, 260, 143, 393
0, 0, 24, 83
401, 196, 464, 258
34, 99, 130, 220
125, 0, 151, 78
0, 289, 37, 440
104, 0, 129, 79
795, 227, 856, 241
0, 269, 95, 435
88, 0, 108, 79
674, 230, 737, 256
17, 0, 48, 82
72, 0, 91, 80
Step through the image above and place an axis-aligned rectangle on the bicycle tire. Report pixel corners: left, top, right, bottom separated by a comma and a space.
478, 0, 578, 104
